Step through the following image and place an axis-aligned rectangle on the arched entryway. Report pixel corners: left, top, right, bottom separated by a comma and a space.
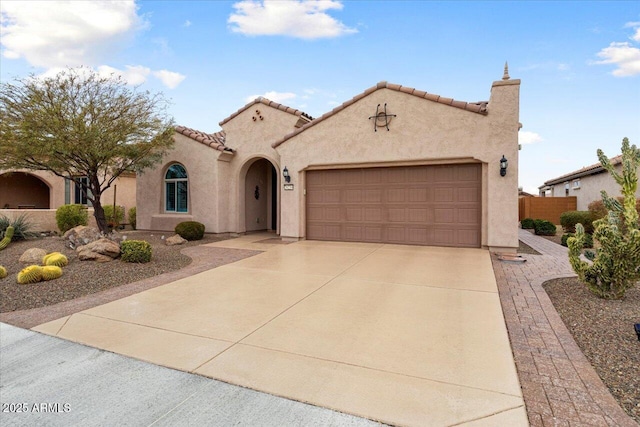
0, 172, 51, 209
242, 158, 278, 233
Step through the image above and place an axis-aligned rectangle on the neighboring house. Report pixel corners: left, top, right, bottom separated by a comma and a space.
538, 155, 640, 211
137, 68, 521, 251
0, 170, 136, 230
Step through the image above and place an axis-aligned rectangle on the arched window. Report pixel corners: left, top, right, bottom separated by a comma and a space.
165, 164, 188, 213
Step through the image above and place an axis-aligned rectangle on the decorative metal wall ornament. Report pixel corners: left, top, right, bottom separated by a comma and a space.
254, 185, 260, 200
368, 103, 396, 132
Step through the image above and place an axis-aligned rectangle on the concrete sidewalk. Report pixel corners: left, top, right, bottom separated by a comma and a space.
0, 323, 379, 427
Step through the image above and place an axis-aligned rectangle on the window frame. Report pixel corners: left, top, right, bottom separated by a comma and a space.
164, 163, 188, 213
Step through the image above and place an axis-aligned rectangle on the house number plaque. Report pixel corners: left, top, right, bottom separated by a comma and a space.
283, 184, 294, 191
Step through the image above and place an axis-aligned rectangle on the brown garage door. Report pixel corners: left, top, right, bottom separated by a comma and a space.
306, 164, 481, 247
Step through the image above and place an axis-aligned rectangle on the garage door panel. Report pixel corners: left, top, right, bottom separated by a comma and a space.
306, 164, 480, 247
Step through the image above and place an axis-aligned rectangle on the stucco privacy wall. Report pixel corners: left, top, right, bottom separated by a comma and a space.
276, 79, 521, 251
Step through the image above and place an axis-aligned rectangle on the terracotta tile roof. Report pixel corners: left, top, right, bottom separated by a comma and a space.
272, 81, 488, 149
542, 155, 622, 186
174, 126, 233, 152
219, 97, 313, 127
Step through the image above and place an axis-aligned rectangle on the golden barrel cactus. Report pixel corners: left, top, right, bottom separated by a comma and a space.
43, 252, 69, 267
0, 266, 7, 279
17, 265, 43, 284
41, 266, 63, 281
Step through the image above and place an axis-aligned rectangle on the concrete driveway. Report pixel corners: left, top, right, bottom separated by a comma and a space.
33, 234, 527, 426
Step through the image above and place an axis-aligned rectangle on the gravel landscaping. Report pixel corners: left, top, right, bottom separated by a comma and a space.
0, 231, 229, 313
544, 276, 640, 423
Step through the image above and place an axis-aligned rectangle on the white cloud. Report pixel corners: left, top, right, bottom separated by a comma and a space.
153, 70, 186, 89
624, 21, 640, 42
0, 0, 142, 68
245, 91, 297, 104
98, 65, 151, 85
183, 20, 192, 28
519, 131, 543, 145
228, 0, 357, 39
594, 42, 640, 76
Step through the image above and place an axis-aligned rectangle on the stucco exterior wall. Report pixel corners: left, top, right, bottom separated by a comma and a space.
0, 169, 136, 222
276, 80, 520, 251
547, 165, 640, 211
136, 133, 219, 232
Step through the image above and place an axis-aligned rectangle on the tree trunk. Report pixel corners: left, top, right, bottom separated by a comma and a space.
88, 175, 109, 234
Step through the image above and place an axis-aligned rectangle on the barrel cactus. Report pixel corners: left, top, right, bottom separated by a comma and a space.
41, 266, 63, 281
43, 252, 69, 267
17, 265, 43, 284
0, 266, 7, 279
0, 226, 14, 250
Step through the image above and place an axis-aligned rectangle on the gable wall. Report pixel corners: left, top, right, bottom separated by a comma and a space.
277, 81, 520, 251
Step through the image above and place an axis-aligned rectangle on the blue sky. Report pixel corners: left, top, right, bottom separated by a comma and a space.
1, 1, 639, 194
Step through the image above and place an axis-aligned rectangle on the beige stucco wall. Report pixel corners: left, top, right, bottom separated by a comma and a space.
547, 164, 640, 211
136, 133, 218, 232
276, 80, 520, 251
0, 169, 136, 226
137, 105, 298, 233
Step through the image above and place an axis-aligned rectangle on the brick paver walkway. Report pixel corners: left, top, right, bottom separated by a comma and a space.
493, 229, 637, 427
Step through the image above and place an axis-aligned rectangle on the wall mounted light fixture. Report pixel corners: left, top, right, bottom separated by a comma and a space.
283, 167, 291, 183
500, 155, 508, 177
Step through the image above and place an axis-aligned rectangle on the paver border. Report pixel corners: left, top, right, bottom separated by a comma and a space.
493, 230, 637, 427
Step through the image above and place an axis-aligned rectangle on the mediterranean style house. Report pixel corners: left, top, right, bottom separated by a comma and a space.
137, 67, 521, 252
538, 155, 640, 211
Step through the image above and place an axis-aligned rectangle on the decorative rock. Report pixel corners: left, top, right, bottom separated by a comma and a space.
77, 238, 121, 262
165, 234, 187, 246
63, 226, 101, 246
19, 248, 47, 264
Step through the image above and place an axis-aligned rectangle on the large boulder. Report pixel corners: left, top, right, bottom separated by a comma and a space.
165, 234, 187, 246
77, 238, 121, 262
64, 226, 101, 247
19, 248, 47, 264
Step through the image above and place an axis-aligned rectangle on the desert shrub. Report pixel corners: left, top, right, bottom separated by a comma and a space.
128, 207, 137, 230
120, 240, 152, 263
568, 138, 640, 299
520, 218, 535, 229
534, 219, 557, 236
560, 211, 594, 234
561, 233, 593, 248
56, 204, 88, 233
103, 205, 124, 228
175, 221, 205, 241
0, 213, 37, 241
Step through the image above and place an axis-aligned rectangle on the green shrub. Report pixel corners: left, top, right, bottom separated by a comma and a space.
561, 233, 593, 248
120, 240, 152, 263
534, 219, 557, 236
0, 213, 37, 241
175, 221, 205, 241
568, 138, 640, 299
560, 211, 594, 234
103, 205, 124, 228
520, 218, 535, 229
128, 207, 137, 230
56, 204, 88, 233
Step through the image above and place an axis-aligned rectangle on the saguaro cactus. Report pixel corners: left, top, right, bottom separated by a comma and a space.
568, 138, 640, 299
